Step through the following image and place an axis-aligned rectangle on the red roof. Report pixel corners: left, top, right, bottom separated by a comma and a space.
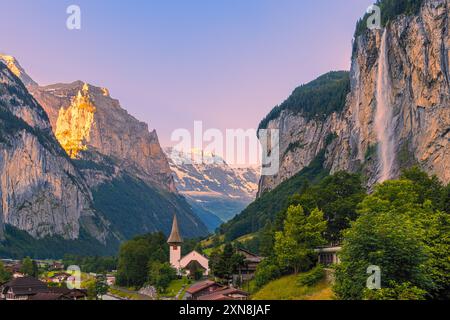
186, 280, 221, 294
197, 287, 249, 301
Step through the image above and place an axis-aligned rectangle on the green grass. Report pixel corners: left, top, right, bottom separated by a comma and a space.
251, 274, 334, 300
161, 277, 190, 298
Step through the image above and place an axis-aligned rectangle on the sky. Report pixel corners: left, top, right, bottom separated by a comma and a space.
0, 0, 374, 146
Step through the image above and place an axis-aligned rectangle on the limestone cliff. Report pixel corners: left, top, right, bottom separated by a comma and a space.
0, 62, 108, 242
27, 80, 207, 239
259, 0, 449, 194
29, 82, 176, 192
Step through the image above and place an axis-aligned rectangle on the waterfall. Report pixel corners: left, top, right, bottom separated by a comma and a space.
374, 29, 395, 182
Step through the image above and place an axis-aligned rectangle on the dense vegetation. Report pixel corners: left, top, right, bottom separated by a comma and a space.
219, 151, 329, 242
0, 225, 117, 259
92, 174, 207, 240
334, 168, 449, 300
116, 232, 169, 288
62, 255, 117, 274
209, 243, 246, 282
0, 261, 12, 283
236, 167, 449, 300
258, 71, 350, 130
354, 0, 424, 38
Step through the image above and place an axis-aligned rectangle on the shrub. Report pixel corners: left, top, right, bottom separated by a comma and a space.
254, 259, 281, 289
363, 282, 427, 300
297, 265, 325, 287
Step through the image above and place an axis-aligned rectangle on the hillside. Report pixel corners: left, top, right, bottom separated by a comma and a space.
219, 151, 328, 242
252, 274, 334, 300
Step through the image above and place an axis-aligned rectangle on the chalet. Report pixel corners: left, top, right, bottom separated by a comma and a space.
236, 248, 263, 281
4, 263, 24, 278
197, 287, 249, 301
185, 280, 224, 300
48, 287, 88, 300
315, 245, 342, 265
47, 272, 71, 284
0, 276, 49, 300
50, 261, 64, 271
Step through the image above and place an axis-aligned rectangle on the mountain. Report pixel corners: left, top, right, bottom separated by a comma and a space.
258, 0, 449, 195
0, 55, 37, 87
222, 0, 449, 240
165, 148, 260, 231
0, 57, 208, 256
0, 61, 110, 249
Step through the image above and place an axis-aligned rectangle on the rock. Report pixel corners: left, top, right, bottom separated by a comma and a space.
258, 0, 449, 193
139, 285, 157, 299
0, 62, 109, 241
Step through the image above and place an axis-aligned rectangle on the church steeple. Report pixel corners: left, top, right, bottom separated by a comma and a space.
167, 214, 183, 245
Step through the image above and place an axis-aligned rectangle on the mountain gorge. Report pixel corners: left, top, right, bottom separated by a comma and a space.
0, 56, 208, 257
165, 148, 260, 231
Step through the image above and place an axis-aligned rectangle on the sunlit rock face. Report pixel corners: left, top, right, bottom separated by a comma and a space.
55, 84, 96, 158
0, 62, 108, 242
27, 80, 207, 239
0, 55, 37, 87
29, 81, 176, 192
258, 0, 449, 194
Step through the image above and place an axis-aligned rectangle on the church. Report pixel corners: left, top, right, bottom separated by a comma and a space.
167, 215, 210, 276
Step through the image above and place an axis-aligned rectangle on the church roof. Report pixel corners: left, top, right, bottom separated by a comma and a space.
167, 215, 183, 244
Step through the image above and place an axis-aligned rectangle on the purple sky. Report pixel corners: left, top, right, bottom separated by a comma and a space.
0, 0, 374, 146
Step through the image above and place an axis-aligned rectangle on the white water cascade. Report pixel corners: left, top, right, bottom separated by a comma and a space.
374, 29, 396, 182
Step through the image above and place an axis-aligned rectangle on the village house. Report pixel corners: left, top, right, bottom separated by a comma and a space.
315, 245, 342, 266
0, 276, 50, 300
47, 272, 72, 284
235, 248, 263, 281
197, 287, 249, 301
185, 280, 224, 300
0, 276, 88, 300
185, 280, 249, 301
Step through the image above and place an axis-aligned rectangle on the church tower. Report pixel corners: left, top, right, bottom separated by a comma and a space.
167, 215, 183, 270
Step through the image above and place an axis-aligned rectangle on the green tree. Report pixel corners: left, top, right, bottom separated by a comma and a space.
210, 243, 246, 280
20, 257, 38, 277
254, 258, 281, 289
116, 232, 168, 287
0, 261, 12, 283
95, 275, 109, 299
334, 179, 448, 300
148, 261, 177, 293
274, 206, 327, 274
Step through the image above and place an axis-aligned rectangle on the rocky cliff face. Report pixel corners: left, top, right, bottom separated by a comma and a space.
259, 0, 449, 194
28, 82, 176, 192
0, 62, 108, 242
0, 56, 208, 246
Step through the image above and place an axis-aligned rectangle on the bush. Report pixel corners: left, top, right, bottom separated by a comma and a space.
254, 259, 281, 289
363, 282, 427, 300
297, 265, 325, 287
